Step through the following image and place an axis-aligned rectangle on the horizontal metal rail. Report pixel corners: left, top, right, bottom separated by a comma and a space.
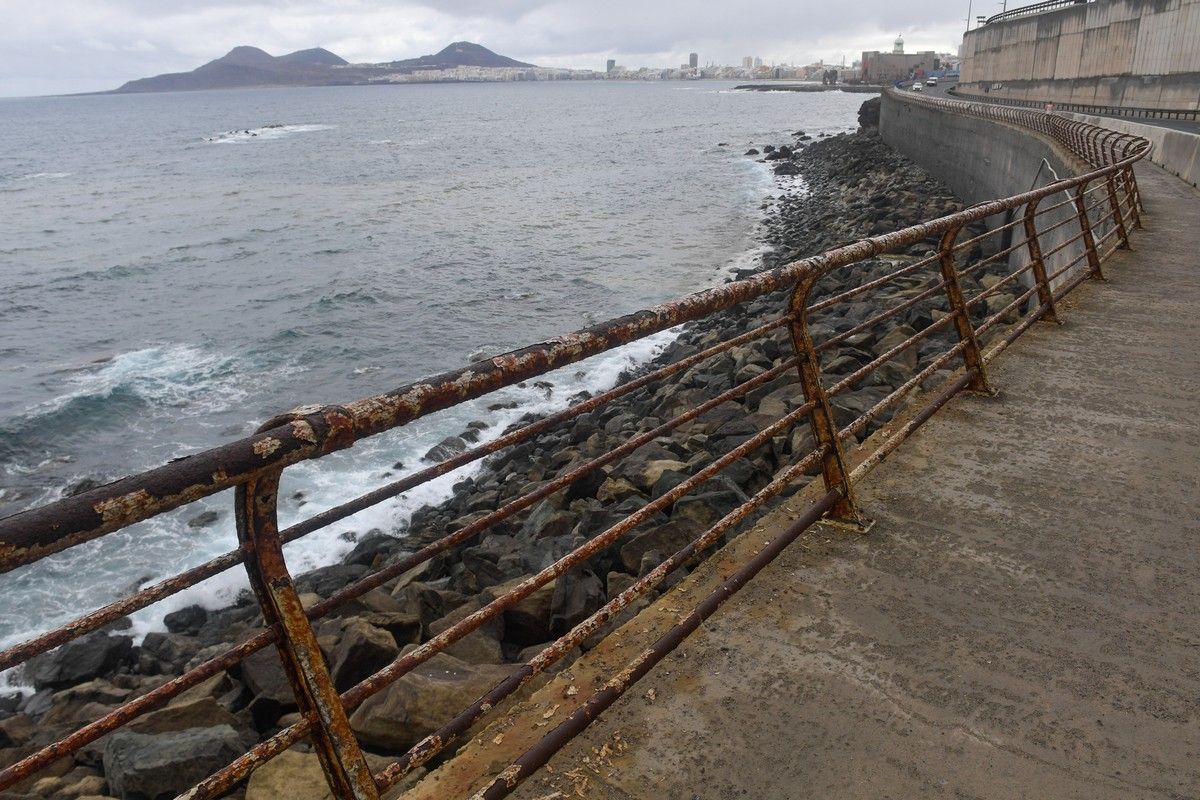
948, 86, 1199, 122
0, 87, 1148, 799
983, 0, 1094, 26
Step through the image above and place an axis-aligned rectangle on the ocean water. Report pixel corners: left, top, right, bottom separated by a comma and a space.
0, 81, 864, 662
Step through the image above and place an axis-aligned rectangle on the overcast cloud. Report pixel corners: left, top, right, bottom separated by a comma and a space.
0, 0, 969, 97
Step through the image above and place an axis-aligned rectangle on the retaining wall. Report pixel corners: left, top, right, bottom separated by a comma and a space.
879, 91, 1114, 291
960, 0, 1200, 111
1063, 111, 1200, 185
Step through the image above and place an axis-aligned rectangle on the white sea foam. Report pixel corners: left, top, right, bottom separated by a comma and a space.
32, 345, 249, 418
206, 124, 336, 144
18, 172, 72, 180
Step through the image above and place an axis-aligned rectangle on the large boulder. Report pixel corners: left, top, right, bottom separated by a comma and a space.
619, 520, 703, 574
235, 648, 296, 730
484, 577, 556, 646
126, 695, 241, 735
427, 600, 503, 664
329, 619, 400, 691
103, 725, 245, 800
348, 654, 512, 752
25, 632, 132, 691
293, 563, 369, 598
550, 569, 605, 632
163, 605, 208, 635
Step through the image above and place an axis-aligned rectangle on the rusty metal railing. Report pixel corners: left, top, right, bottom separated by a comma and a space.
948, 86, 1200, 122
0, 89, 1148, 799
982, 0, 1095, 26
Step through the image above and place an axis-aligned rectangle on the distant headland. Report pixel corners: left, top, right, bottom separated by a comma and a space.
109, 41, 543, 93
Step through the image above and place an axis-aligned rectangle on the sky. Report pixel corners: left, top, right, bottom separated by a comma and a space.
0, 0, 973, 97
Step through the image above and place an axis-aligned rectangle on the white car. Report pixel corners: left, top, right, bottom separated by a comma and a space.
911, 82, 923, 91
926, 77, 939, 86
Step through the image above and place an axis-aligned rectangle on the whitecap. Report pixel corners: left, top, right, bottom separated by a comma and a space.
205, 124, 336, 144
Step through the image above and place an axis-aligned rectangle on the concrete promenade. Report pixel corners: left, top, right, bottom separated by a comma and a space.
407, 163, 1200, 799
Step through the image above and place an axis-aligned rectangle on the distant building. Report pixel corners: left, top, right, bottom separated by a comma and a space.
606, 59, 616, 73
689, 52, 698, 69
861, 37, 937, 85
753, 57, 763, 68
742, 56, 753, 68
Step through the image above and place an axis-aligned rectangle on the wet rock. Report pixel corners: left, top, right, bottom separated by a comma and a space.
423, 436, 467, 463
26, 632, 133, 691
744, 148, 760, 156
186, 510, 220, 528
103, 725, 245, 800
163, 605, 207, 635
293, 563, 368, 597
349, 654, 512, 752
341, 531, 401, 568
774, 162, 801, 176
66, 478, 104, 497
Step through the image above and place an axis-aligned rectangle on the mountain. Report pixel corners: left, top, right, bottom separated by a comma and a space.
109, 42, 536, 93
387, 41, 536, 70
276, 48, 349, 67
113, 46, 353, 93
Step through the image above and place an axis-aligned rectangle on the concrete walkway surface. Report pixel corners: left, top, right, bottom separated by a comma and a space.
406, 162, 1200, 800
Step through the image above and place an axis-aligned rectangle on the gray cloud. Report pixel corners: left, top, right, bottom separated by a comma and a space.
0, 0, 966, 96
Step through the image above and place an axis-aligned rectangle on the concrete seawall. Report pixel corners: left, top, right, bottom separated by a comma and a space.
959, 0, 1200, 111
879, 91, 1105, 291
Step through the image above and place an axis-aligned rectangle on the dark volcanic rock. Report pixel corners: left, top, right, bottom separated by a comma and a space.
293, 563, 369, 597
26, 631, 132, 691
858, 96, 881, 129
103, 725, 245, 800
163, 605, 208, 635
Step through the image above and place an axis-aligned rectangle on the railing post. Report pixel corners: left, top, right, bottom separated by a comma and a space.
237, 465, 380, 800
1105, 172, 1131, 249
1073, 179, 1104, 280
937, 225, 994, 393
788, 278, 864, 527
1126, 164, 1144, 222
1022, 198, 1060, 323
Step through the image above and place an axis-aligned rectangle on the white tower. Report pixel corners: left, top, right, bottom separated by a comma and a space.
893, 35, 905, 54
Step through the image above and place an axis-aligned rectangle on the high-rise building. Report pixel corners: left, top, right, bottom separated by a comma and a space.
688, 52, 698, 69
606, 59, 616, 73
742, 56, 753, 68
753, 57, 763, 68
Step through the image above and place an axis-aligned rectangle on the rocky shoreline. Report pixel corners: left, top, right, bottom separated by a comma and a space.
0, 98, 1024, 800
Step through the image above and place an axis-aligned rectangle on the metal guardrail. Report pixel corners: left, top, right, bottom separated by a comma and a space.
983, 0, 1094, 26
0, 89, 1149, 798
948, 87, 1200, 122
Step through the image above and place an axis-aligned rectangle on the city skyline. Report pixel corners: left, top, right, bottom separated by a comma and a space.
1, 0, 966, 97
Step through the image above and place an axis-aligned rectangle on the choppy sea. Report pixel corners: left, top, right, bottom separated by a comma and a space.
0, 80, 863, 668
